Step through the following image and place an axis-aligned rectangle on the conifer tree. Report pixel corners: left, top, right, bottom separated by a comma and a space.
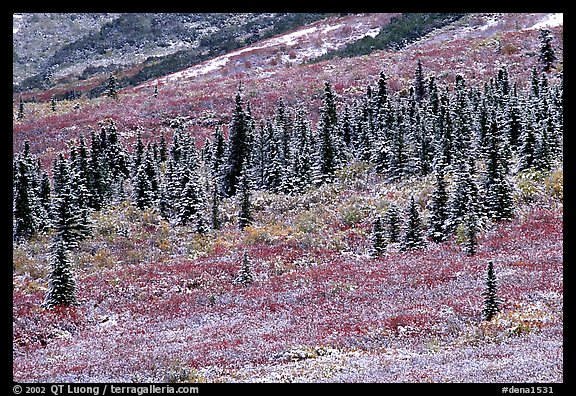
516, 111, 538, 173
447, 160, 483, 234
51, 156, 88, 249
375, 71, 389, 112
51, 95, 57, 112
234, 251, 254, 285
369, 216, 387, 257
211, 181, 222, 231
44, 239, 76, 308
400, 196, 425, 251
13, 159, 37, 242
538, 28, 556, 73
17, 97, 24, 119
106, 74, 119, 99
464, 211, 478, 256
427, 162, 449, 242
223, 89, 252, 196
482, 260, 501, 321
414, 59, 426, 102
485, 160, 514, 221
38, 170, 52, 230
177, 171, 208, 234
316, 81, 338, 183
384, 202, 401, 243
210, 125, 227, 180
133, 164, 154, 210
238, 167, 253, 230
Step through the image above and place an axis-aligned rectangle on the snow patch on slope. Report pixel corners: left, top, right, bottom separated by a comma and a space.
142, 15, 391, 88
526, 13, 563, 30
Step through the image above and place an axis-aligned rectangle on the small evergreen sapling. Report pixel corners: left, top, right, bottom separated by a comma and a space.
482, 260, 501, 321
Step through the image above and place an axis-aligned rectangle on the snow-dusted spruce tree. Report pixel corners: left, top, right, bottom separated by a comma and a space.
316, 81, 338, 183
234, 251, 254, 286
44, 238, 76, 308
414, 59, 426, 102
400, 196, 425, 251
133, 163, 154, 210
13, 158, 37, 242
482, 260, 501, 321
237, 166, 253, 230
211, 181, 221, 231
175, 167, 208, 234
223, 89, 252, 197
384, 202, 401, 243
17, 97, 24, 119
427, 161, 449, 243
369, 216, 387, 257
539, 28, 556, 73
51, 154, 90, 249
464, 211, 478, 256
106, 74, 118, 99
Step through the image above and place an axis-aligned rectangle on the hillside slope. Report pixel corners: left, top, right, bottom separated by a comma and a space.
13, 13, 332, 92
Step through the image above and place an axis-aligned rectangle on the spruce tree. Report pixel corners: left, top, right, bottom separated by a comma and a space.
17, 97, 24, 119
464, 211, 478, 256
384, 202, 401, 243
51, 95, 57, 112
176, 168, 208, 234
234, 251, 254, 285
538, 28, 556, 73
13, 159, 37, 242
238, 167, 253, 230
400, 196, 425, 251
369, 216, 387, 257
51, 159, 86, 249
414, 59, 426, 102
427, 163, 449, 242
133, 164, 154, 210
211, 181, 222, 231
223, 89, 252, 197
107, 74, 119, 99
482, 260, 501, 321
316, 81, 338, 183
44, 239, 76, 308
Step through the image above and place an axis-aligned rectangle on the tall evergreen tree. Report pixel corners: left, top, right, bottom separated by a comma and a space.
538, 28, 556, 73
482, 260, 501, 321
223, 89, 252, 196
414, 59, 426, 102
316, 81, 339, 183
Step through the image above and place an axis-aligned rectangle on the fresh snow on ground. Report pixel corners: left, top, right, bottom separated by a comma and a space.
527, 13, 563, 30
